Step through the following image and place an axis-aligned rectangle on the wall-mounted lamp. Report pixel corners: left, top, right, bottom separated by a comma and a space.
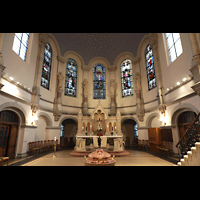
31, 113, 38, 125
160, 113, 167, 126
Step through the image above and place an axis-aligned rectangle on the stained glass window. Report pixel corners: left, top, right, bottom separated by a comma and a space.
121, 59, 133, 97
165, 33, 183, 63
65, 58, 77, 97
41, 43, 52, 90
12, 33, 30, 61
93, 64, 106, 99
145, 45, 157, 91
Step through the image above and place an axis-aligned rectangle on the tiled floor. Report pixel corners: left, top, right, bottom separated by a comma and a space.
5, 149, 177, 166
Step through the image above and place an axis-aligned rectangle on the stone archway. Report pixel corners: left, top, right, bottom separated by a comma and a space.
121, 118, 138, 147
60, 118, 78, 148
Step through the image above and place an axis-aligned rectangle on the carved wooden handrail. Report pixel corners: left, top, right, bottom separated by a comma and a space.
176, 112, 200, 158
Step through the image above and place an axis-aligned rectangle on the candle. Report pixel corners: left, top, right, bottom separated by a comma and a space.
54, 137, 56, 141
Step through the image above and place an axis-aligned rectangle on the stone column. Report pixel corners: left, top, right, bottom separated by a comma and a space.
0, 33, 6, 90
189, 33, 200, 96
149, 33, 166, 114
77, 109, 83, 136
116, 109, 122, 136
189, 33, 200, 83
110, 79, 116, 116
82, 79, 89, 115
133, 73, 145, 121
31, 33, 47, 114
53, 72, 64, 121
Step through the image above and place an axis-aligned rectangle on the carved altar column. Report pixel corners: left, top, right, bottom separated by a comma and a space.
110, 79, 116, 116
116, 109, 122, 135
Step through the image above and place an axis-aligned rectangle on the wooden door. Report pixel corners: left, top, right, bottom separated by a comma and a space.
0, 125, 10, 157
7, 125, 18, 158
148, 128, 162, 153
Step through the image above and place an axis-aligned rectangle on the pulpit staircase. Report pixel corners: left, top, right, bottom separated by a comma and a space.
176, 112, 200, 166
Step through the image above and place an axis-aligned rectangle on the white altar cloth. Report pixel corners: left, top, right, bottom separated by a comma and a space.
75, 135, 123, 151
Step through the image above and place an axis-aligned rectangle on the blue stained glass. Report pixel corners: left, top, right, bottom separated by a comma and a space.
145, 45, 157, 91
121, 59, 133, 97
93, 64, 105, 99
41, 43, 52, 90
65, 58, 77, 97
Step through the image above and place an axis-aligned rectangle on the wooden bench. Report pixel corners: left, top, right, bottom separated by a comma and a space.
27, 139, 59, 156
0, 147, 9, 166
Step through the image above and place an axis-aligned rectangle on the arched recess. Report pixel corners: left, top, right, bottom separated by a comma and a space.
146, 112, 160, 128
121, 117, 138, 147
170, 103, 199, 151
171, 103, 199, 126
0, 102, 26, 158
35, 112, 53, 141
0, 102, 26, 124
59, 116, 78, 148
37, 112, 52, 127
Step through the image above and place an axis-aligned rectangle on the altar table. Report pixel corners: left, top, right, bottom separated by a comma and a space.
75, 135, 124, 151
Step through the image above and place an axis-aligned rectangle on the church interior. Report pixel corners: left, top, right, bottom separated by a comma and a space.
0, 33, 200, 166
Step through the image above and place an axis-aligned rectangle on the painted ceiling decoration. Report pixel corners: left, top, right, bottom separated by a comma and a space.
52, 33, 148, 65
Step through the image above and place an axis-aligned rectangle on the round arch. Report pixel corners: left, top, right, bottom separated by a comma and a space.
113, 52, 134, 69
121, 117, 138, 147
0, 102, 26, 124
0, 103, 26, 158
170, 103, 199, 150
59, 116, 78, 127
121, 116, 140, 128
146, 112, 160, 128
59, 116, 78, 148
37, 112, 53, 127
64, 51, 85, 70
171, 103, 199, 126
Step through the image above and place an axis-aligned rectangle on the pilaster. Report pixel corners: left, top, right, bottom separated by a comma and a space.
31, 33, 47, 115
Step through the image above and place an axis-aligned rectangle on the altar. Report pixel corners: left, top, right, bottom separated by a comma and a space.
76, 135, 124, 151
75, 101, 124, 152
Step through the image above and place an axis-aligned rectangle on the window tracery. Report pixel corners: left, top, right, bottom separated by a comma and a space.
145, 44, 157, 91
165, 33, 183, 63
93, 64, 106, 99
12, 33, 30, 61
65, 58, 77, 97
121, 59, 133, 97
41, 43, 52, 90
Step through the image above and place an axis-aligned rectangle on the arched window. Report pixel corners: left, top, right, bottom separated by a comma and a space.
121, 59, 133, 97
145, 45, 157, 91
165, 33, 183, 63
12, 33, 30, 61
65, 58, 77, 97
41, 43, 52, 90
93, 64, 106, 99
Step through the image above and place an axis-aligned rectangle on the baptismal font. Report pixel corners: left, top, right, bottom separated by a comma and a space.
84, 148, 116, 166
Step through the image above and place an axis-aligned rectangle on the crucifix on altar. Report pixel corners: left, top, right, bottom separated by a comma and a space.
94, 110, 105, 136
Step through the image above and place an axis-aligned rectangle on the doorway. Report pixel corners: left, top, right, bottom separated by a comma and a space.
122, 119, 138, 147
60, 118, 78, 148
0, 110, 19, 158
178, 111, 197, 139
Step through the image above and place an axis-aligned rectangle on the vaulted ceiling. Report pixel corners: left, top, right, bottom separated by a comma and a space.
52, 33, 148, 65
